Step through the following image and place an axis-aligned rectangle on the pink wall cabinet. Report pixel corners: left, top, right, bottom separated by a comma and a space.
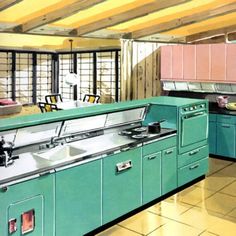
226, 44, 236, 82
210, 44, 226, 81
161, 46, 172, 80
183, 45, 196, 81
196, 44, 210, 81
172, 45, 183, 80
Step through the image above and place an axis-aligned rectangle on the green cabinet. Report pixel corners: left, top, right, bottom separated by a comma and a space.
0, 174, 55, 236
178, 157, 209, 186
162, 147, 177, 195
216, 122, 235, 158
102, 147, 142, 224
209, 114, 217, 155
209, 114, 236, 159
142, 136, 177, 203
142, 151, 161, 204
55, 159, 102, 236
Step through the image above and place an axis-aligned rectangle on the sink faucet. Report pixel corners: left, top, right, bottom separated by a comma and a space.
49, 136, 64, 148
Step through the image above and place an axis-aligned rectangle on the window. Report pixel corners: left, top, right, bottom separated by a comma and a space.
59, 50, 120, 103
36, 54, 52, 101
59, 54, 74, 100
15, 53, 33, 104
77, 53, 94, 100
0, 52, 12, 99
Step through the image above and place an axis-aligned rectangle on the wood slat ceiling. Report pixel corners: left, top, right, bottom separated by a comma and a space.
1, 0, 236, 48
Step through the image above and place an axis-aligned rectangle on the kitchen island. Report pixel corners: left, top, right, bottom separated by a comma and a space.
0, 96, 209, 236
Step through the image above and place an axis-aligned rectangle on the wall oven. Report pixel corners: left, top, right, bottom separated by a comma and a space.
179, 103, 208, 154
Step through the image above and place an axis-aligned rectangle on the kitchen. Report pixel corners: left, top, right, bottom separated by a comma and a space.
0, 1, 236, 236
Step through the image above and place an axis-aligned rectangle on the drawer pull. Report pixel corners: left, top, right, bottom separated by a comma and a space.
189, 164, 200, 170
189, 149, 199, 156
165, 150, 173, 155
116, 160, 132, 173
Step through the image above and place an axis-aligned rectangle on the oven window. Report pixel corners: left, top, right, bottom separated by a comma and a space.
21, 209, 35, 234
181, 113, 208, 147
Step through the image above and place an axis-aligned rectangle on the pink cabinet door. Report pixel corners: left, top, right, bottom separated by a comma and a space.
210, 44, 226, 81
183, 45, 196, 80
172, 45, 183, 80
196, 44, 210, 81
161, 46, 172, 80
226, 44, 236, 82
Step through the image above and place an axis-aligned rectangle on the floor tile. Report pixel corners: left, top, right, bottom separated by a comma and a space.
207, 217, 236, 236
176, 206, 224, 231
147, 221, 202, 236
220, 180, 236, 197
223, 215, 236, 224
175, 185, 215, 206
199, 231, 219, 236
226, 207, 236, 218
217, 163, 236, 178
118, 211, 171, 235
207, 158, 233, 176
96, 225, 141, 236
196, 192, 236, 215
148, 197, 192, 219
195, 173, 235, 192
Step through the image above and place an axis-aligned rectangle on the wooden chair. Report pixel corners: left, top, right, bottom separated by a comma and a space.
83, 94, 100, 103
45, 94, 63, 104
38, 102, 59, 113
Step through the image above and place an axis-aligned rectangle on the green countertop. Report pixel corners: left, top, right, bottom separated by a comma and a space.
0, 96, 207, 132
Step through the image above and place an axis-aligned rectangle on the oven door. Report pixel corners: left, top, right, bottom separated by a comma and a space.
181, 111, 208, 148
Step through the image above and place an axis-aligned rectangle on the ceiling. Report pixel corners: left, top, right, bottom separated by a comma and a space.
1, 0, 236, 50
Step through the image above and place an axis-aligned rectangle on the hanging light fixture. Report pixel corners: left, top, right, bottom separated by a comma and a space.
64, 39, 78, 100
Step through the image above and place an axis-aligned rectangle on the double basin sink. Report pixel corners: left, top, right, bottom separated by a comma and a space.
33, 145, 87, 163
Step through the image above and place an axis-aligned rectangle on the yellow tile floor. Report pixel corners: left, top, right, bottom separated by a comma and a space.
97, 158, 236, 236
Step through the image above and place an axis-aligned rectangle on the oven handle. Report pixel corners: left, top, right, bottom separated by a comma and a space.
182, 111, 206, 120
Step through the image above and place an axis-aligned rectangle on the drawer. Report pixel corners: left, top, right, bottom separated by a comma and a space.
217, 114, 236, 124
209, 114, 217, 122
178, 145, 208, 168
178, 157, 209, 187
143, 136, 177, 156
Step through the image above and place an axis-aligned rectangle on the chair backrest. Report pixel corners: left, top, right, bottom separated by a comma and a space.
83, 94, 100, 103
38, 102, 58, 113
45, 94, 63, 103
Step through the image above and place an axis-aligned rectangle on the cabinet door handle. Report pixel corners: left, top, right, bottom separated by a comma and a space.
221, 125, 231, 128
116, 160, 132, 173
0, 186, 8, 192
165, 149, 173, 155
189, 149, 199, 156
189, 164, 200, 170
148, 154, 157, 160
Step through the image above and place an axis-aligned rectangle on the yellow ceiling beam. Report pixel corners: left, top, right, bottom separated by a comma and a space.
0, 0, 23, 11
131, 1, 236, 39
110, 0, 236, 32
69, 0, 191, 36
11, 0, 106, 32
0, 33, 120, 50
0, 0, 64, 22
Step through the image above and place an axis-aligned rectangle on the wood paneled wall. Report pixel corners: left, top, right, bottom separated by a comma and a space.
121, 40, 163, 101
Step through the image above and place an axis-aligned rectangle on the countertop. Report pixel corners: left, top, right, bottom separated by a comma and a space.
0, 129, 176, 186
209, 102, 236, 115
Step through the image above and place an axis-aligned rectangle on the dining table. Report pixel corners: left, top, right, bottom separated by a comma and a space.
56, 100, 99, 110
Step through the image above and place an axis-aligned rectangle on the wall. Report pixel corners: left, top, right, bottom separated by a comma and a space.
121, 40, 164, 101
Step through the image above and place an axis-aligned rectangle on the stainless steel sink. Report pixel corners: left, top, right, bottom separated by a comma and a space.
33, 145, 86, 162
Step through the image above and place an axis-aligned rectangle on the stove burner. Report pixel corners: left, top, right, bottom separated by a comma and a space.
133, 127, 147, 132
132, 134, 148, 139
119, 130, 133, 135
